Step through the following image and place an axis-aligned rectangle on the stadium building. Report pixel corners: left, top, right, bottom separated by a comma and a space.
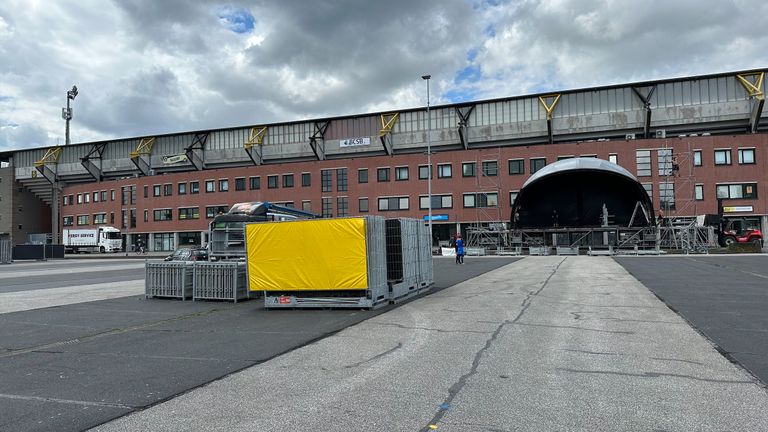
0, 68, 766, 252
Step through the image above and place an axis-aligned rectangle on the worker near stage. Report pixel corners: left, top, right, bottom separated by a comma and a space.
455, 234, 465, 264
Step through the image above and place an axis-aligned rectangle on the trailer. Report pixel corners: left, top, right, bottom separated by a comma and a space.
62, 226, 122, 253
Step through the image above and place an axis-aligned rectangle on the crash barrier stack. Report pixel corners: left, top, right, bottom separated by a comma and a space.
192, 261, 248, 302
556, 246, 579, 256
528, 246, 551, 256
416, 222, 434, 292
145, 261, 193, 300
386, 218, 421, 303
247, 216, 390, 309
0, 236, 11, 264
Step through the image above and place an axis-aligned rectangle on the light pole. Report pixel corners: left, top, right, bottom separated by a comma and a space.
422, 75, 433, 246
63, 85, 78, 145
53, 85, 77, 247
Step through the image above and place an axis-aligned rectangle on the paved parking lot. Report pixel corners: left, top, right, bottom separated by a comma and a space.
0, 257, 516, 432
615, 255, 768, 384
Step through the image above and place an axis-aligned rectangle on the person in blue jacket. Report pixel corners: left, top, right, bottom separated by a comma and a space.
455, 234, 465, 264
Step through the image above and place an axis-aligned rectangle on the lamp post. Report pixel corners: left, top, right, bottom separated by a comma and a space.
53, 85, 78, 247
421, 75, 433, 246
63, 85, 78, 145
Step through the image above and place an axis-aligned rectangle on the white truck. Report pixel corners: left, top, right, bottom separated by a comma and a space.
63, 226, 123, 253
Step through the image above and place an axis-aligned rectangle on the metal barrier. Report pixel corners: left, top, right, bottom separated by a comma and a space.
528, 246, 550, 256
193, 261, 248, 302
386, 218, 420, 303
556, 246, 579, 256
416, 222, 434, 293
145, 261, 193, 300
0, 238, 11, 264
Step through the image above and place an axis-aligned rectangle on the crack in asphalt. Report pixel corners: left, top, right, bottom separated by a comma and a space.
366, 321, 491, 335
557, 368, 754, 384
344, 342, 403, 369
420, 257, 567, 432
0, 392, 133, 410
513, 322, 635, 335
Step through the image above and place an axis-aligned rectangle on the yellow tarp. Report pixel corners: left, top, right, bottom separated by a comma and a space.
246, 218, 369, 291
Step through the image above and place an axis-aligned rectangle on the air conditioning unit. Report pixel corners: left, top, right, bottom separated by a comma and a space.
655, 129, 666, 139
625, 133, 636, 140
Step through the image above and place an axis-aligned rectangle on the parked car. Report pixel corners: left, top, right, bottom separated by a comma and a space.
164, 247, 209, 262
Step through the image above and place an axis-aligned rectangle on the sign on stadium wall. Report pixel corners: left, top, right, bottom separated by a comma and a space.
339, 137, 371, 148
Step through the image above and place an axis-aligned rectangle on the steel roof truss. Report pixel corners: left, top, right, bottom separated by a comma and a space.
309, 121, 330, 160
185, 133, 208, 170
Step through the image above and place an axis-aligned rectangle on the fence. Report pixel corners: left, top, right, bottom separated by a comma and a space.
193, 261, 248, 302
386, 218, 422, 303
145, 261, 194, 300
0, 236, 11, 264
416, 222, 434, 293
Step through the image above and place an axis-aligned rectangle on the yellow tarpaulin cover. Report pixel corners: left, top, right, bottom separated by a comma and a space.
246, 218, 368, 291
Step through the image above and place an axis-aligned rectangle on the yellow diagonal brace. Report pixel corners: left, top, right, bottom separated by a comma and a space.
130, 137, 156, 158
736, 72, 765, 100
538, 94, 561, 120
244, 126, 268, 149
33, 147, 62, 167
379, 113, 399, 137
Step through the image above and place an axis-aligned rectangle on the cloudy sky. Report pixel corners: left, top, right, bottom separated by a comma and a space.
1, 0, 767, 151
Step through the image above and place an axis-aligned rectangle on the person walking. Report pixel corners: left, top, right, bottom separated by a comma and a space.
455, 234, 465, 264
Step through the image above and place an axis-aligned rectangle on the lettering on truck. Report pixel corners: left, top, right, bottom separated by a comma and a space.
69, 233, 95, 238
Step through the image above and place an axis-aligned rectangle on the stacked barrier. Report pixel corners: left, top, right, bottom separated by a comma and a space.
416, 222, 434, 292
193, 261, 248, 302
385, 218, 422, 303
248, 216, 389, 309
145, 261, 193, 300
0, 235, 11, 264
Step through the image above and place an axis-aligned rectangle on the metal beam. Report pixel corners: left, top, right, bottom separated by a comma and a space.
244, 126, 267, 166
736, 72, 765, 133
538, 94, 560, 144
309, 121, 330, 161
632, 85, 656, 138
130, 137, 155, 176
455, 105, 475, 150
80, 142, 107, 181
185, 133, 208, 170
379, 113, 399, 156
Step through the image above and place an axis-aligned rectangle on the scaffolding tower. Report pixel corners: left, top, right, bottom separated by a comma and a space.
466, 147, 510, 254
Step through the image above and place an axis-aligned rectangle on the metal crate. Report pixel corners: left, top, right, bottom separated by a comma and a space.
386, 218, 421, 303
416, 222, 434, 292
145, 261, 193, 300
0, 236, 11, 264
193, 261, 248, 302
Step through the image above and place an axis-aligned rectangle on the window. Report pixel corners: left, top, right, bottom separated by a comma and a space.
437, 164, 452, 179
608, 154, 618, 164
462, 162, 476, 177
283, 174, 294, 188
63, 216, 73, 227
419, 165, 431, 180
205, 205, 230, 218
235, 178, 246, 191
714, 149, 731, 165
358, 168, 368, 184
219, 179, 229, 192
337, 197, 349, 217
419, 195, 453, 210
63, 196, 69, 206
205, 180, 215, 193
322, 197, 333, 218
510, 191, 519, 206
642, 183, 653, 201
267, 175, 278, 189
69, 194, 74, 205
716, 183, 758, 199
77, 215, 89, 226
144, 210, 148, 223
359, 198, 369, 213
322, 169, 332, 192
179, 232, 201, 246
100, 191, 107, 202
377, 167, 390, 182
110, 212, 115, 224
658, 149, 672, 176
77, 194, 83, 204
302, 173, 311, 187
153, 185, 161, 197
190, 181, 200, 194
302, 200, 312, 212
636, 150, 652, 176
695, 185, 704, 201
336, 168, 348, 191
178, 183, 187, 195
659, 182, 675, 210
463, 192, 499, 208
249, 177, 260, 190
153, 233, 175, 252
481, 161, 498, 176
738, 148, 755, 165
163, 184, 173, 196
557, 155, 574, 161
693, 150, 702, 167
378, 196, 409, 211
153, 209, 173, 221
530, 158, 546, 174
395, 166, 409, 181
143, 186, 148, 199
94, 213, 107, 224
84, 193, 90, 203
93, 192, 99, 203
110, 190, 115, 201
508, 159, 524, 175
178, 207, 200, 220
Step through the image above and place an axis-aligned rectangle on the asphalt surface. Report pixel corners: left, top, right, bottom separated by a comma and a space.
0, 257, 517, 432
93, 256, 768, 432
615, 255, 768, 385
